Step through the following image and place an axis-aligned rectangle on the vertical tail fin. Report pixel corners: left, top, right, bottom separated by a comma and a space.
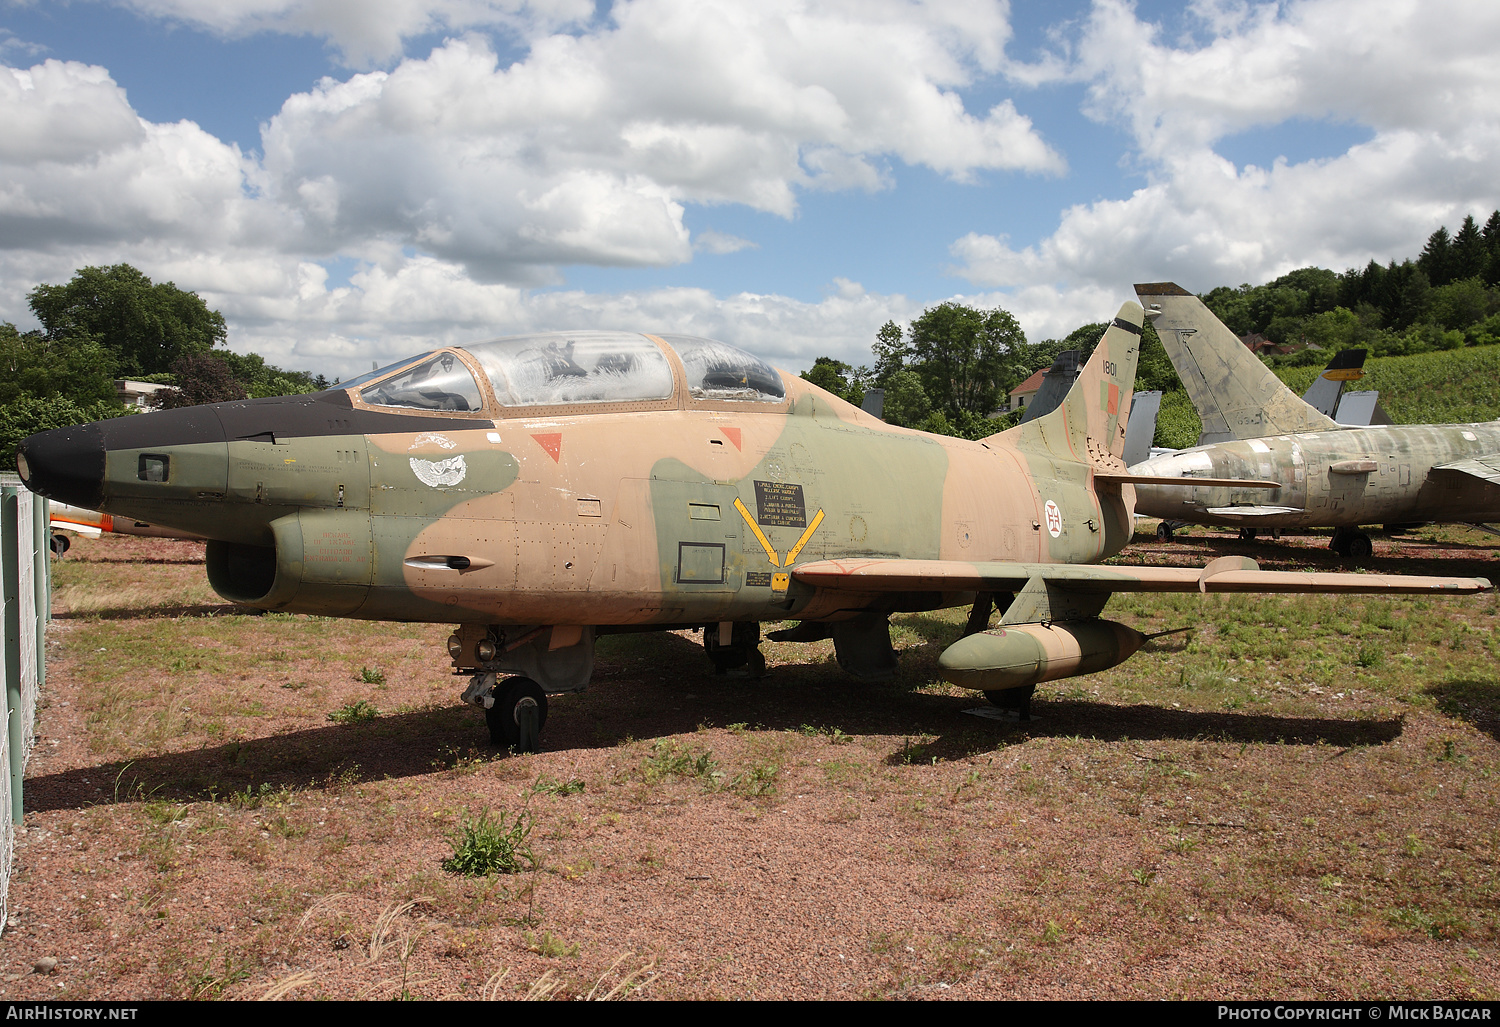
1004, 301, 1144, 467
1134, 283, 1339, 443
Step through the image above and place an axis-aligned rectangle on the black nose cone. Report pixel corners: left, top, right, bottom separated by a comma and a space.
16, 422, 105, 509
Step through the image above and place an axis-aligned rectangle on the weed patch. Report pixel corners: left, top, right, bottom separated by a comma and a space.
442, 809, 536, 876
328, 699, 380, 725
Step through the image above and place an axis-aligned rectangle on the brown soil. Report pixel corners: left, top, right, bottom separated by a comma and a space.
1, 526, 1497, 1000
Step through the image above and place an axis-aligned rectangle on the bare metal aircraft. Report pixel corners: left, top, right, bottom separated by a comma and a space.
1131, 284, 1500, 559
16, 303, 1489, 748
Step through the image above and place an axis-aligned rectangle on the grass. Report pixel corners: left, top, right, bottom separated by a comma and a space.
29, 528, 1500, 999
328, 699, 381, 725
441, 810, 536, 876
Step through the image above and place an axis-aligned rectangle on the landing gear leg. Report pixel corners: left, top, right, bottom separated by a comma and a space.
984, 685, 1036, 722
963, 593, 995, 637
704, 622, 766, 678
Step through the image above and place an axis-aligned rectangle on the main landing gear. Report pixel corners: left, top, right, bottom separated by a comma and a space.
1329, 527, 1373, 560
703, 622, 766, 677
485, 677, 548, 752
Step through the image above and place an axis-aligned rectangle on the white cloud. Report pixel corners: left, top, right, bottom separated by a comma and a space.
111, 0, 596, 66
216, 257, 921, 380
953, 0, 1500, 306
693, 230, 757, 255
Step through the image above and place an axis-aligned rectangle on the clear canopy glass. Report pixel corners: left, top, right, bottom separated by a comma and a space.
461, 332, 674, 407
658, 335, 786, 402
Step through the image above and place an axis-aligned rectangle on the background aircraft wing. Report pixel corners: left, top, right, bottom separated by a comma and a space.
792, 556, 1490, 596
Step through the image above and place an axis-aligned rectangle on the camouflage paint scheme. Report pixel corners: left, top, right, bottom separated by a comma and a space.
1130, 283, 1500, 542
15, 301, 1489, 742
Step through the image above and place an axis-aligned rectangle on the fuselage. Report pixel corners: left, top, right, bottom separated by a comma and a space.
17, 332, 1130, 627
1131, 423, 1500, 529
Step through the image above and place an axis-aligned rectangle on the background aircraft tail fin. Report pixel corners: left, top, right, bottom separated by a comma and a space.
1002, 302, 1143, 467
1135, 283, 1339, 443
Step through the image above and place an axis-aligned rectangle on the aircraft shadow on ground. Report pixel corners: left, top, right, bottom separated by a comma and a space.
53, 603, 261, 622
1136, 534, 1498, 577
25, 628, 1404, 813
60, 556, 205, 566
1426, 677, 1500, 742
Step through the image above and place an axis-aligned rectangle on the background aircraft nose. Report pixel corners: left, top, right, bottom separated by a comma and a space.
17, 422, 106, 510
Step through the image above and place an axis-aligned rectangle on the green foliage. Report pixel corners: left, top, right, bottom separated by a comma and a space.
527, 774, 585, 797
880, 368, 932, 428
1152, 390, 1202, 449
153, 353, 247, 409
358, 666, 386, 685
328, 699, 380, 724
218, 350, 322, 398
1275, 343, 1500, 424
0, 393, 128, 466
0, 321, 122, 408
442, 809, 535, 876
28, 264, 227, 377
640, 740, 718, 784
522, 930, 579, 958
875, 302, 1026, 421
799, 356, 864, 407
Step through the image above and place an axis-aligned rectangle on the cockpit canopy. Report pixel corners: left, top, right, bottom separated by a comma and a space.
352, 331, 785, 415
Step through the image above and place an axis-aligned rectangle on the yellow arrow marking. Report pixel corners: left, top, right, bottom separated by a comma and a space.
734, 498, 780, 567
784, 508, 825, 565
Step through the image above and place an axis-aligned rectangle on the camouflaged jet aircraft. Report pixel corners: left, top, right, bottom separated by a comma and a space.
1130, 283, 1500, 558
14, 303, 1490, 749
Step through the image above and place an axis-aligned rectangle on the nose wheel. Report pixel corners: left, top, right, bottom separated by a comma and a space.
486, 677, 548, 752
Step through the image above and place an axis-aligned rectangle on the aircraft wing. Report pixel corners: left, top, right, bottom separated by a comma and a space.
1434, 455, 1500, 487
792, 556, 1490, 596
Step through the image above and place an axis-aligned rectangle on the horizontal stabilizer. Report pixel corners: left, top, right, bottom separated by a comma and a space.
792, 556, 1490, 597
1435, 456, 1500, 487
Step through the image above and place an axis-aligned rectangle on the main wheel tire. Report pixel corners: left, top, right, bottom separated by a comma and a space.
486, 677, 548, 751
49, 534, 70, 556
1238, 528, 1258, 541
1156, 523, 1174, 543
1347, 533, 1373, 560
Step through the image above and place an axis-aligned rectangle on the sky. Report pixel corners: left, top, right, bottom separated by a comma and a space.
1, 0, 1497, 382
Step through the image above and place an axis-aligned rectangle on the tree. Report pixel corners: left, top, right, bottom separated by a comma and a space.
904, 302, 1023, 419
880, 369, 931, 428
0, 394, 123, 466
27, 264, 227, 377
800, 356, 864, 406
1418, 226, 1454, 287
1452, 214, 1488, 282
0, 322, 120, 408
153, 353, 248, 409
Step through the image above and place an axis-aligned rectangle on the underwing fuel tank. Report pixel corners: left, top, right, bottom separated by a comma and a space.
938, 620, 1147, 691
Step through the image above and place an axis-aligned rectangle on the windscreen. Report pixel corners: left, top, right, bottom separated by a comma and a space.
359, 351, 484, 412
657, 335, 786, 403
462, 332, 674, 407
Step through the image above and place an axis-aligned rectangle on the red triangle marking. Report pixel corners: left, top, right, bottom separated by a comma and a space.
531, 433, 562, 462
719, 426, 742, 451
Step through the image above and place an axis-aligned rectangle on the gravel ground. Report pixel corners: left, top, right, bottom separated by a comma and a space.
0, 528, 1496, 1000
